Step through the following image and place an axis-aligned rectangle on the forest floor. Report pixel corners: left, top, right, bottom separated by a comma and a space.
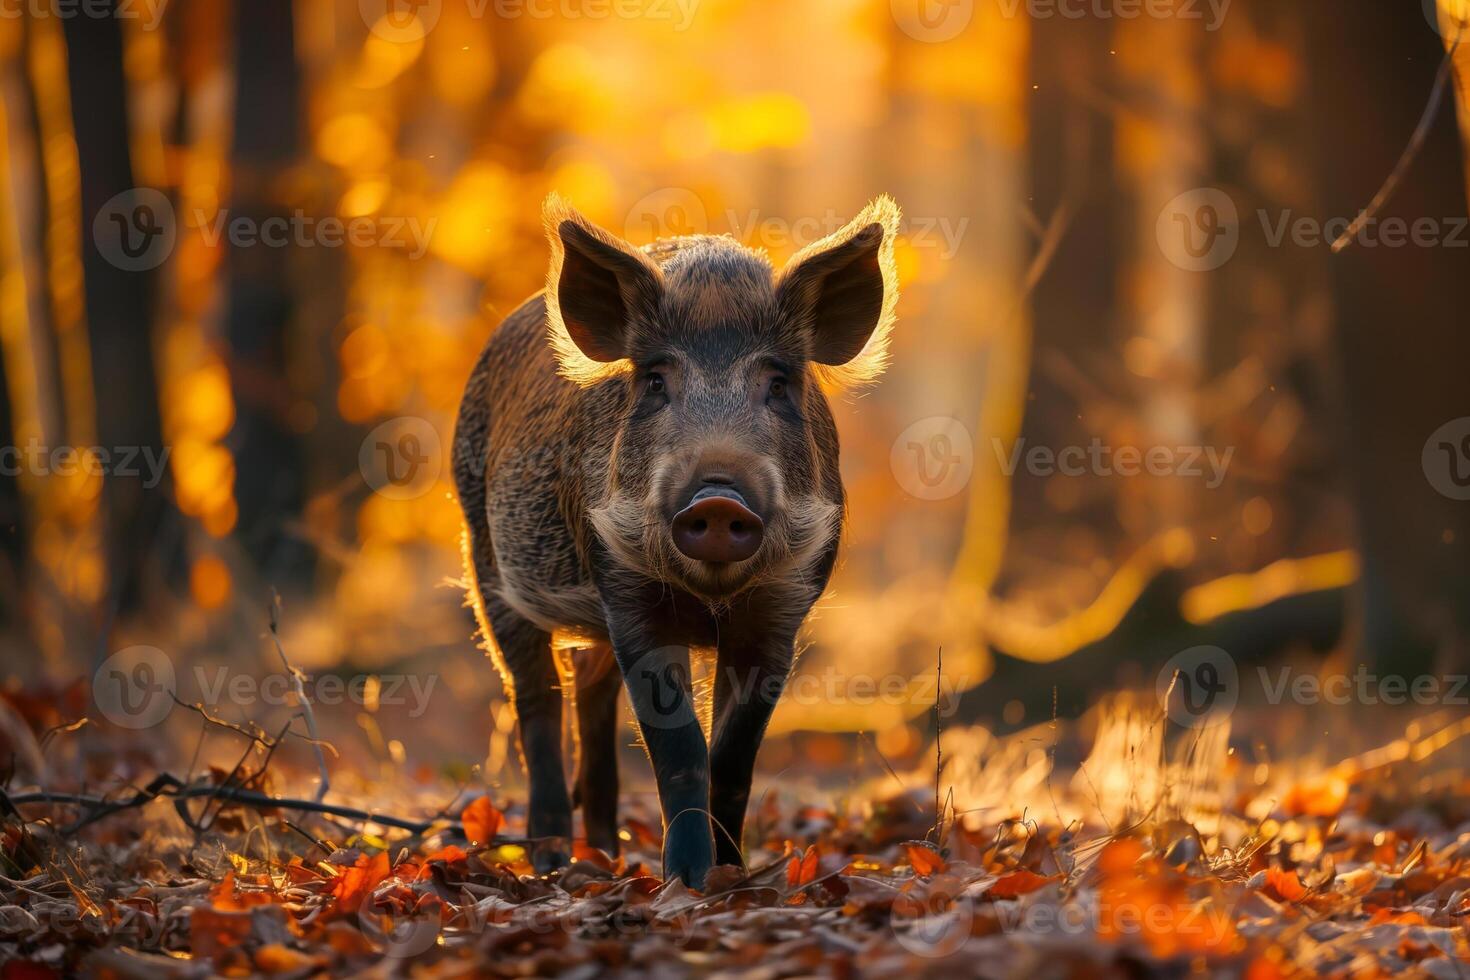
2, 676, 1470, 979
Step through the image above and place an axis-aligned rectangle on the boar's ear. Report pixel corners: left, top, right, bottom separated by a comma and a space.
776, 195, 901, 388
544, 194, 664, 385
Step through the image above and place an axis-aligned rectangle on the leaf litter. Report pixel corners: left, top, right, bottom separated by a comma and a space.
2, 686, 1470, 978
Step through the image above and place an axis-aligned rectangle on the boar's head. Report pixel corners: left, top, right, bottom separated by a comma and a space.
543, 195, 900, 601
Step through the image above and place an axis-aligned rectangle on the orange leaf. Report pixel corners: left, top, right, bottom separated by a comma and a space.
254, 944, 322, 973
903, 842, 948, 877
573, 840, 616, 871
1098, 837, 1146, 877
189, 906, 253, 964
462, 796, 504, 845
330, 852, 391, 915
208, 871, 273, 910
1264, 867, 1307, 903
786, 845, 819, 888
1281, 774, 1349, 818
1243, 957, 1287, 980
1, 962, 61, 980
422, 844, 468, 865
990, 869, 1055, 899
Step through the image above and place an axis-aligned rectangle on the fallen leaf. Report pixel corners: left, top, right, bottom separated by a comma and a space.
1264, 867, 1307, 903
902, 841, 947, 876
990, 869, 1057, 899
462, 796, 504, 845
1282, 774, 1349, 818
329, 851, 391, 915
787, 845, 819, 888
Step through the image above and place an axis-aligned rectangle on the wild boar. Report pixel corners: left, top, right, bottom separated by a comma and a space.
452, 195, 901, 887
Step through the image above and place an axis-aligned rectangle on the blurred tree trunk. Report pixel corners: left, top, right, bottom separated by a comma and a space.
998, 6, 1118, 602
1303, 2, 1470, 672
224, 0, 312, 585
62, 5, 169, 616
1114, 15, 1208, 542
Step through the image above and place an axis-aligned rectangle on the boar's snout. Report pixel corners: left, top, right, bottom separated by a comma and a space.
671, 487, 765, 563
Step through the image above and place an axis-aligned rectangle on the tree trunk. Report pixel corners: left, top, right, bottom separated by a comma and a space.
63, 4, 169, 616
223, 0, 312, 585
1303, 2, 1470, 673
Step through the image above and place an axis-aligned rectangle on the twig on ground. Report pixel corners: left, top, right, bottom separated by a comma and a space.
269, 591, 331, 802
933, 646, 945, 846
9, 780, 461, 836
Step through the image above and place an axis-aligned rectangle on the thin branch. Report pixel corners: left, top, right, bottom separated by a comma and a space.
1331, 38, 1462, 253
9, 782, 459, 836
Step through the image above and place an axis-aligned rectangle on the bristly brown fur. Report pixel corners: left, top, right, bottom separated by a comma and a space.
455, 194, 902, 885
545, 193, 901, 390
779, 194, 901, 389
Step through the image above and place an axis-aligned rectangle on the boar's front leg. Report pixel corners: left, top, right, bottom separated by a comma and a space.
611, 633, 714, 888
487, 598, 574, 871
709, 630, 794, 868
573, 644, 622, 855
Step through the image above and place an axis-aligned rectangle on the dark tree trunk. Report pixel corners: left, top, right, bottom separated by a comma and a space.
1011, 8, 1119, 551
224, 0, 312, 585
1303, 3, 1470, 674
63, 4, 170, 616
0, 341, 21, 628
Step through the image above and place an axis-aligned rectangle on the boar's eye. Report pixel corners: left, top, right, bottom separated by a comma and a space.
766, 376, 789, 401
637, 371, 669, 412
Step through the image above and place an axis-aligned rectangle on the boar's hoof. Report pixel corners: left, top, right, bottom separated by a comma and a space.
671, 490, 764, 563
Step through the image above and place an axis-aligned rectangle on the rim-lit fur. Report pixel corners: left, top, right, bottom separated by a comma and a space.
451, 197, 900, 877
